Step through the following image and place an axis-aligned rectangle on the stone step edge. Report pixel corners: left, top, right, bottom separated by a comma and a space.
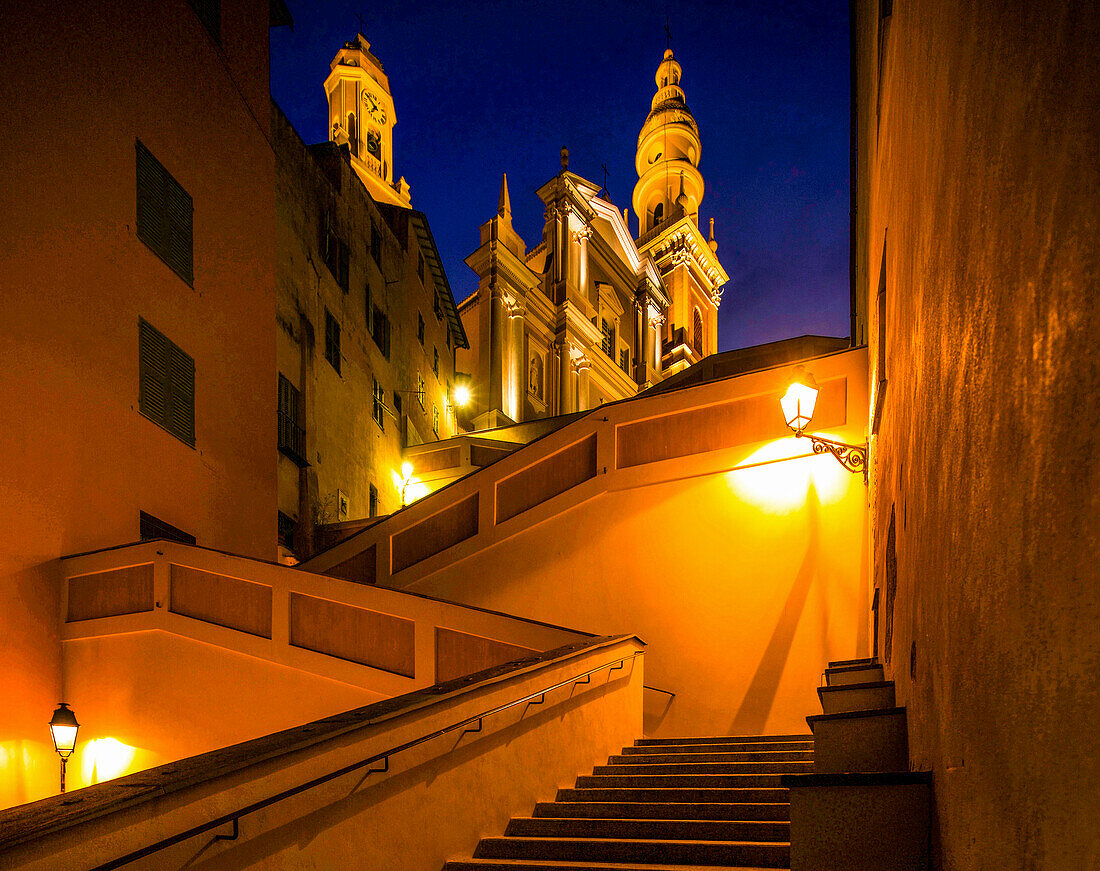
445, 860, 783, 870
827, 656, 879, 668
780, 771, 931, 788
817, 680, 894, 695
806, 706, 906, 729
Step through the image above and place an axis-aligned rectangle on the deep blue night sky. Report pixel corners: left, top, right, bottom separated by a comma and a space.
270, 1, 850, 351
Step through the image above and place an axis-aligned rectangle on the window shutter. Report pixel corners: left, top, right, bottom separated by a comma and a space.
165, 173, 194, 285
139, 318, 169, 425
136, 141, 193, 286
139, 318, 195, 447
168, 343, 196, 446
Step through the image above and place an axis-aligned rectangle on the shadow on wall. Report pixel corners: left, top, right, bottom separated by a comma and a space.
728, 479, 821, 735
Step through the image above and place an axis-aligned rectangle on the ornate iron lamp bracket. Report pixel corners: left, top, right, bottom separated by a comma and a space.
796, 432, 869, 484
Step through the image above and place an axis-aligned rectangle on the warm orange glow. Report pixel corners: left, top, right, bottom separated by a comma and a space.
453, 384, 471, 407
80, 737, 137, 785
726, 436, 850, 514
395, 462, 429, 505
781, 370, 819, 432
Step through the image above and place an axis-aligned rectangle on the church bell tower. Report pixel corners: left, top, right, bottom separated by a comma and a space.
633, 49, 704, 233
633, 48, 727, 375
324, 34, 411, 207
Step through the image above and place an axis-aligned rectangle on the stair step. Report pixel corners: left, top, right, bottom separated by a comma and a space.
533, 801, 790, 821
473, 836, 790, 866
506, 817, 790, 842
827, 656, 878, 669
595, 762, 812, 776
557, 787, 789, 804
446, 860, 782, 870
817, 680, 896, 714
622, 740, 811, 755
614, 750, 813, 764
577, 774, 785, 789
823, 663, 885, 687
636, 734, 811, 746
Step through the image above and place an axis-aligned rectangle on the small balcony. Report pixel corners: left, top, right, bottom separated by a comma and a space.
277, 411, 309, 467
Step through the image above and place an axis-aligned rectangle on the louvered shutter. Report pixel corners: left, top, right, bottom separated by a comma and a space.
136, 140, 194, 286
168, 342, 195, 446
136, 143, 166, 264
164, 173, 194, 285
139, 319, 195, 447
139, 318, 169, 426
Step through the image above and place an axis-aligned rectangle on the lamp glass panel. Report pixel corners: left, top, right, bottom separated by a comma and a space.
781, 381, 818, 431
51, 723, 78, 755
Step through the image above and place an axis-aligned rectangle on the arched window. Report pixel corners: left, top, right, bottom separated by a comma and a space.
693, 308, 704, 355
652, 202, 664, 229
347, 113, 358, 156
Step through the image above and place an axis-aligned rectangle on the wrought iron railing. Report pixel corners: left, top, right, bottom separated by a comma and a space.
277, 411, 308, 467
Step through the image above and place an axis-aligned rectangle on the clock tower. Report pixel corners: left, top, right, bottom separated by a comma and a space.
324, 34, 411, 207
633, 49, 727, 375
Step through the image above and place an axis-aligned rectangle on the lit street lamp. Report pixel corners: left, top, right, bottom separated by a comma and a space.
781, 367, 869, 481
49, 702, 79, 793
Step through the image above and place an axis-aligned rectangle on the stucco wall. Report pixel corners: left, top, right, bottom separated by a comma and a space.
854, 1, 1100, 866
0, 0, 277, 808
313, 348, 872, 737
272, 105, 459, 544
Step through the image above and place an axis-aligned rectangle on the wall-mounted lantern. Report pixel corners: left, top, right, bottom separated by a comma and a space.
782, 367, 869, 482
49, 702, 79, 793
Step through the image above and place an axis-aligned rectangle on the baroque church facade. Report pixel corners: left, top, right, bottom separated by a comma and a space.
456, 50, 729, 430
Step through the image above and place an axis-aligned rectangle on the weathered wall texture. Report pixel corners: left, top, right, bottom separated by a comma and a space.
854, 1, 1100, 867
0, 0, 278, 808
272, 104, 460, 553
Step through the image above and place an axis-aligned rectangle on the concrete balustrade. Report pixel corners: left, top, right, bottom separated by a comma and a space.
0, 636, 644, 871
57, 540, 591, 791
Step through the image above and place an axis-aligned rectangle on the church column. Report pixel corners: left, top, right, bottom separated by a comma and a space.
571, 223, 591, 301
556, 338, 571, 414
574, 351, 592, 412
634, 286, 647, 385
488, 276, 508, 415
651, 309, 666, 375
507, 302, 525, 421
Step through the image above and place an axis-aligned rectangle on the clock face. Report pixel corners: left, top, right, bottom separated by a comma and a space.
362, 91, 387, 124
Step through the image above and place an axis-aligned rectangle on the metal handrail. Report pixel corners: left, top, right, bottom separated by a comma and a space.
92, 649, 643, 870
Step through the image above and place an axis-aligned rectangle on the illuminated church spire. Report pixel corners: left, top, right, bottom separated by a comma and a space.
632, 48, 704, 235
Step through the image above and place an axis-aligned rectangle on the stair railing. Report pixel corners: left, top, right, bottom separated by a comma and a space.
92, 649, 644, 871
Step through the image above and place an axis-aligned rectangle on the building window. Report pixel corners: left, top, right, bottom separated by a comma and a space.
416, 371, 425, 408
365, 282, 373, 333
277, 512, 295, 551
372, 377, 385, 430
652, 201, 664, 228
140, 511, 195, 545
136, 140, 194, 286
187, 0, 220, 41
371, 307, 390, 358
620, 348, 630, 374
320, 218, 349, 291
324, 308, 341, 374
417, 313, 425, 345
601, 319, 615, 359
433, 347, 439, 377
434, 292, 443, 320
277, 374, 307, 466
139, 318, 195, 447
692, 307, 703, 355
370, 222, 382, 265
432, 404, 439, 437
393, 391, 403, 415
417, 250, 425, 284
369, 484, 379, 518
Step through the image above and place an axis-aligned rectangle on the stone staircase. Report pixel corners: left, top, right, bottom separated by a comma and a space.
444, 733, 814, 870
